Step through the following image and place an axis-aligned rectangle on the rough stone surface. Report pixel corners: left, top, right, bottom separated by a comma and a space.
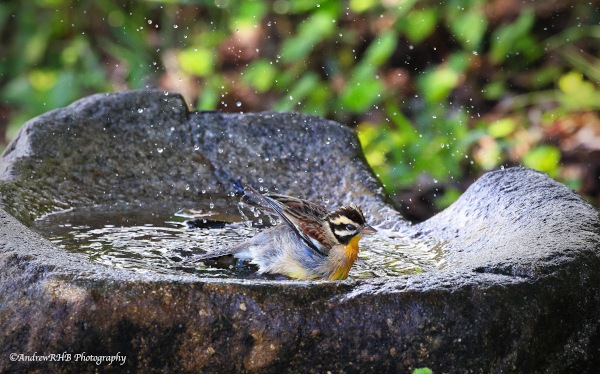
0, 90, 599, 373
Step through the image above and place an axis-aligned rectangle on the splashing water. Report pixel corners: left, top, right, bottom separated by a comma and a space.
30, 200, 444, 280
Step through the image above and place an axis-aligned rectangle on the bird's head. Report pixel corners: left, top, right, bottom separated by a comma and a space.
324, 205, 377, 245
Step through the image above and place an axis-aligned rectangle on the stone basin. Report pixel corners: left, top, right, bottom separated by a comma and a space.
0, 90, 599, 373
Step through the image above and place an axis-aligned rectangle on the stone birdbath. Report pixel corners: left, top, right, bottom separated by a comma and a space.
0, 90, 598, 373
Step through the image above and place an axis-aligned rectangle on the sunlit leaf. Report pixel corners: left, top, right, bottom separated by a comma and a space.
28, 69, 57, 91
488, 118, 516, 138
522, 145, 561, 176
178, 47, 214, 77
557, 71, 599, 110
349, 0, 376, 13
405, 8, 437, 43
412, 368, 433, 374
558, 71, 584, 94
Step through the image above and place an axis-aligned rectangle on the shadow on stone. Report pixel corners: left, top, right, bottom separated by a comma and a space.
0, 90, 598, 373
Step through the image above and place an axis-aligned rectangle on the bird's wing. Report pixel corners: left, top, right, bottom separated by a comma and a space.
244, 186, 329, 256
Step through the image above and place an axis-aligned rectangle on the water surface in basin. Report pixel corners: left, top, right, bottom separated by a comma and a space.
31, 199, 444, 280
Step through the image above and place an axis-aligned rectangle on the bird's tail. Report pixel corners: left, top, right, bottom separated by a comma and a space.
189, 242, 247, 262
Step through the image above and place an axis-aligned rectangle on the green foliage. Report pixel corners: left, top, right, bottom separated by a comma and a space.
412, 368, 433, 374
523, 145, 561, 177
1, 0, 599, 210
490, 9, 536, 64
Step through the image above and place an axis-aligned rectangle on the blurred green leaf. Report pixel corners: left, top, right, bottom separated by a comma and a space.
412, 368, 433, 374
287, 0, 335, 13
349, 0, 376, 13
364, 31, 397, 67
178, 47, 214, 77
231, 1, 268, 28
243, 60, 277, 93
274, 72, 320, 111
197, 76, 222, 110
490, 9, 535, 64
557, 71, 600, 110
386, 101, 418, 142
417, 53, 468, 104
339, 65, 383, 112
483, 81, 507, 100
488, 118, 516, 138
280, 12, 336, 63
435, 187, 461, 210
523, 145, 561, 177
448, 4, 487, 51
303, 82, 330, 115
405, 8, 437, 43
28, 69, 57, 92
531, 66, 562, 89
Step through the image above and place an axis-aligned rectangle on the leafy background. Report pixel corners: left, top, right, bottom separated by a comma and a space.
1, 0, 599, 221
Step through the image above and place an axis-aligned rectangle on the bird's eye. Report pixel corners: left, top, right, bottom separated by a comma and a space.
345, 224, 356, 231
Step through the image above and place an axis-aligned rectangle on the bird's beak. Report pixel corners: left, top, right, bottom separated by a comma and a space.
361, 225, 377, 235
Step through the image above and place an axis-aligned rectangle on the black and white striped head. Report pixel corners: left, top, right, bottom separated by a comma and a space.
325, 206, 376, 245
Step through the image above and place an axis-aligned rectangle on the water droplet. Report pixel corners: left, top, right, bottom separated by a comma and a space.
157, 148, 164, 153
236, 101, 242, 107
137, 108, 144, 113
209, 202, 215, 209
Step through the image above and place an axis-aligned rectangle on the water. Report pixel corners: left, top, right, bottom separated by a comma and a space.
31, 200, 444, 280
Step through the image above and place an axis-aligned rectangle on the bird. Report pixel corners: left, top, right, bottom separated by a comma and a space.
193, 186, 377, 280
